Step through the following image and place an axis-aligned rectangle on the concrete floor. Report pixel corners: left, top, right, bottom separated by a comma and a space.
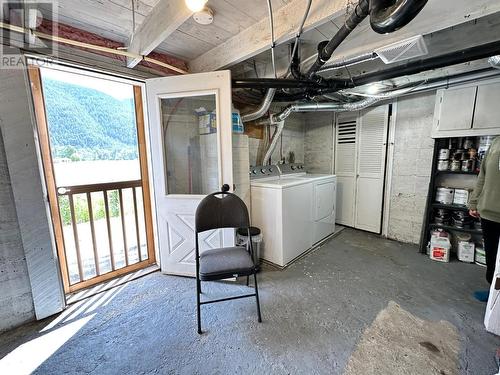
1, 228, 499, 374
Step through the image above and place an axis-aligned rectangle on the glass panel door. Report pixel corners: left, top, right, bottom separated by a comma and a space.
146, 71, 235, 276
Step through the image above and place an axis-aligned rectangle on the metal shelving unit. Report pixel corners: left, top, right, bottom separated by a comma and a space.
419, 138, 482, 254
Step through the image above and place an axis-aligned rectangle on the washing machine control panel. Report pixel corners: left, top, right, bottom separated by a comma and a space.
249, 163, 306, 179
250, 165, 280, 179
279, 163, 306, 175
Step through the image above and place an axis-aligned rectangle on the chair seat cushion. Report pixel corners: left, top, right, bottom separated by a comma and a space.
200, 247, 255, 280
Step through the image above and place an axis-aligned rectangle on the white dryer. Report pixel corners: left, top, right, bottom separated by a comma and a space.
300, 174, 337, 245
250, 164, 336, 267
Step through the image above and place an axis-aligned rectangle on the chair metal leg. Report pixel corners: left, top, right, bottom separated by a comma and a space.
246, 275, 249, 286
196, 277, 202, 334
253, 272, 262, 323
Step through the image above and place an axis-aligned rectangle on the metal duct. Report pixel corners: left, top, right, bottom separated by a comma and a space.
370, 0, 429, 34
262, 121, 285, 165
241, 88, 276, 122
241, 0, 312, 123
318, 52, 378, 73
264, 84, 427, 125
489, 55, 500, 69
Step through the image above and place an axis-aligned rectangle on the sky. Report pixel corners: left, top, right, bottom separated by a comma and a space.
40, 67, 134, 100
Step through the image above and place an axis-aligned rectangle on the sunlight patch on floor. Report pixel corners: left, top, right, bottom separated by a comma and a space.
345, 301, 460, 375
0, 315, 94, 375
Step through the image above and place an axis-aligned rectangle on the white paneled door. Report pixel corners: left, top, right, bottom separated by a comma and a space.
335, 114, 358, 227
354, 106, 390, 233
335, 105, 389, 233
145, 71, 236, 276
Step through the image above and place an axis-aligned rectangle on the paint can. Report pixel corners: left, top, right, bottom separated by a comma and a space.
435, 187, 454, 205
438, 148, 450, 160
450, 160, 461, 172
461, 159, 474, 172
468, 148, 477, 159
431, 228, 449, 238
437, 160, 449, 171
475, 246, 486, 267
452, 189, 470, 206
463, 137, 474, 150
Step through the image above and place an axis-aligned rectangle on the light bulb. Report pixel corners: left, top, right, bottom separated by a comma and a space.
185, 0, 208, 12
366, 84, 380, 95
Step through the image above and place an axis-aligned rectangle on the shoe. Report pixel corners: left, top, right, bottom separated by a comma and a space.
474, 290, 490, 302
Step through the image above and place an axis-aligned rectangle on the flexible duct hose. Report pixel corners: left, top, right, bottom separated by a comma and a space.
489, 55, 500, 69
262, 120, 285, 165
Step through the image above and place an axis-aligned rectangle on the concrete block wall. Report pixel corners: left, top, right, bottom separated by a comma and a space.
0, 130, 35, 332
304, 112, 335, 174
386, 92, 436, 244
248, 110, 306, 166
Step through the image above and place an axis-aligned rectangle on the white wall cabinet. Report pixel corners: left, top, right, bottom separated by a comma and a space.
474, 82, 500, 130
335, 105, 389, 234
432, 78, 500, 138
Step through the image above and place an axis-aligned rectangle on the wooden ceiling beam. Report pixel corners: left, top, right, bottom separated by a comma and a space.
189, 0, 349, 73
36, 19, 188, 75
126, 0, 192, 68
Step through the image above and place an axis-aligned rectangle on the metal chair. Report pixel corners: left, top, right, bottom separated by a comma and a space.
195, 187, 262, 334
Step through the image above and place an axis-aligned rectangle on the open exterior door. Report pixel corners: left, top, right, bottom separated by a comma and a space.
145, 71, 235, 276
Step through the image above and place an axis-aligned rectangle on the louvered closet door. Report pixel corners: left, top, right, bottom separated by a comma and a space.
354, 106, 389, 233
334, 114, 358, 227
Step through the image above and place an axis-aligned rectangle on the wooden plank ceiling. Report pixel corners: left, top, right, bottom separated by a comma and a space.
39, 0, 293, 61
34, 0, 500, 73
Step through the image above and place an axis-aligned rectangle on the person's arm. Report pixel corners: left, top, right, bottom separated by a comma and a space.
469, 150, 488, 217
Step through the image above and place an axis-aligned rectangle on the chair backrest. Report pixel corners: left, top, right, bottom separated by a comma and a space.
195, 192, 249, 234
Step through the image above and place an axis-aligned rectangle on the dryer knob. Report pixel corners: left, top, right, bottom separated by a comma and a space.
269, 168, 273, 173
291, 165, 296, 170
260, 168, 266, 173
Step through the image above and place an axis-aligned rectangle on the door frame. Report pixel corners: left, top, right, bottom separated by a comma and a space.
28, 63, 157, 293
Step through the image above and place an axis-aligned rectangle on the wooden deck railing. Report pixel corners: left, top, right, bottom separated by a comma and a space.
57, 179, 144, 284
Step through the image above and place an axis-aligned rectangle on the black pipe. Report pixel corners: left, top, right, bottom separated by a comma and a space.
338, 39, 500, 88
232, 78, 333, 90
370, 0, 428, 34
233, 41, 500, 92
306, 0, 370, 78
290, 42, 302, 80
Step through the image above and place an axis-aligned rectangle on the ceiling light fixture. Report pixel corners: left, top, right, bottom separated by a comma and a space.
185, 0, 207, 12
193, 7, 214, 25
366, 84, 381, 95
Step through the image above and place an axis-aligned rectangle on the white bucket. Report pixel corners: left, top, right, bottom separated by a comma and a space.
458, 241, 475, 263
453, 189, 470, 206
430, 237, 451, 262
435, 187, 454, 205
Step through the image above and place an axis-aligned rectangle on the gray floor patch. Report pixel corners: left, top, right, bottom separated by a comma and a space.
345, 301, 460, 375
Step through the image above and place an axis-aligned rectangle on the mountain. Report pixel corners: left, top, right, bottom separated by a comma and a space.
42, 78, 138, 160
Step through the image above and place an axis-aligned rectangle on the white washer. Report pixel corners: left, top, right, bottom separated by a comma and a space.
250, 164, 336, 267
